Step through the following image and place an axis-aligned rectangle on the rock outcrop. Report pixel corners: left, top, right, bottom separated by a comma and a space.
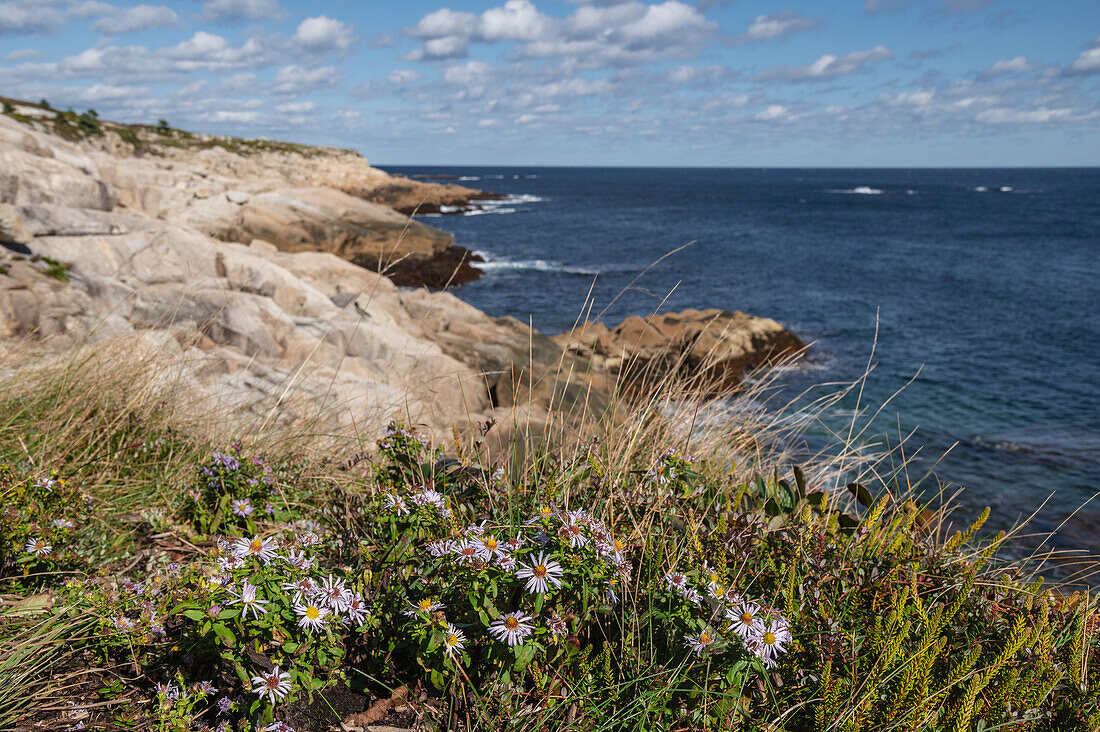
555, 308, 806, 394
1, 108, 488, 289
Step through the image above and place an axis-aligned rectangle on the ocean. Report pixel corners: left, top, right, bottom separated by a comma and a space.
386, 165, 1100, 569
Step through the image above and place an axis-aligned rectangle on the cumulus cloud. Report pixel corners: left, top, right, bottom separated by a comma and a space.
976, 106, 1077, 124
0, 2, 66, 35
91, 5, 178, 35
4, 48, 43, 61
403, 0, 716, 68
729, 10, 818, 45
1066, 47, 1100, 76
759, 45, 893, 82
754, 104, 788, 120
203, 0, 284, 22
292, 16, 354, 52
982, 56, 1034, 76
272, 65, 340, 94
386, 69, 422, 85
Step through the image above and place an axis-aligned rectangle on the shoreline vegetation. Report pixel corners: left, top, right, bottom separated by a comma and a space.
1, 101, 1098, 731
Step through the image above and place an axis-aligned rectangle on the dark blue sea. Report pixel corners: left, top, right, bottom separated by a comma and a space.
386, 165, 1100, 571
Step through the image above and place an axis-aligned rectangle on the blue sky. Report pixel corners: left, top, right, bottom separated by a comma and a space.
1, 0, 1098, 166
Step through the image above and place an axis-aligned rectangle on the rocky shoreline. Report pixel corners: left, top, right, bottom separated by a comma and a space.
0, 104, 806, 440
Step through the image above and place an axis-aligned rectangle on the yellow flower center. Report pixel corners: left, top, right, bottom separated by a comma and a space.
484, 538, 498, 550
249, 539, 263, 553
700, 631, 712, 644
614, 539, 624, 551
306, 606, 320, 620
763, 631, 776, 645
446, 633, 458, 645
419, 600, 433, 611
740, 612, 753, 624
533, 564, 547, 578
504, 617, 520, 631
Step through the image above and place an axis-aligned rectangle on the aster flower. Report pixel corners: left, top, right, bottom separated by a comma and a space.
282, 577, 317, 601
111, 616, 137, 632
384, 494, 410, 515
516, 551, 565, 594
681, 587, 703, 606
503, 536, 524, 552
476, 534, 505, 560
547, 613, 569, 637
427, 539, 450, 558
234, 536, 277, 564
216, 696, 232, 714
229, 498, 253, 518
317, 574, 350, 612
565, 508, 589, 524
154, 681, 180, 699
25, 538, 50, 556
488, 610, 534, 647
403, 598, 445, 617
217, 555, 245, 572
464, 521, 488, 536
496, 554, 517, 572
442, 623, 466, 657
297, 531, 321, 547
684, 628, 717, 657
560, 522, 588, 548
226, 580, 267, 619
121, 580, 144, 594
196, 681, 217, 696
206, 604, 222, 618
450, 540, 480, 564
755, 617, 792, 669
527, 505, 554, 524
727, 600, 764, 642
411, 489, 445, 509
261, 723, 296, 732
52, 518, 74, 530
251, 665, 292, 703
293, 599, 329, 633
282, 550, 311, 571
344, 592, 369, 625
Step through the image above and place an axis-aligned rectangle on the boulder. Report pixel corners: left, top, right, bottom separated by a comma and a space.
0, 203, 31, 244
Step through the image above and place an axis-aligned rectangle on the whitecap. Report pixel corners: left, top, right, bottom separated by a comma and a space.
473, 253, 598, 275
973, 186, 988, 192
458, 176, 480, 181
830, 186, 884, 195
999, 186, 1014, 192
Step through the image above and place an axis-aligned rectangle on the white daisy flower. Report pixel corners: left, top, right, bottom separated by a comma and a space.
412, 489, 445, 509
226, 580, 267, 619
503, 536, 524, 552
317, 574, 350, 612
755, 617, 792, 668
476, 535, 505, 560
442, 623, 466, 657
229, 498, 253, 518
684, 628, 717, 657
727, 601, 764, 642
282, 577, 317, 602
463, 521, 488, 536
515, 551, 564, 594
488, 610, 535, 647
196, 680, 218, 695
217, 555, 245, 572
25, 538, 51, 556
292, 600, 329, 633
496, 554, 517, 571
403, 598, 445, 617
344, 593, 368, 625
297, 531, 321, 547
250, 665, 291, 703
526, 505, 554, 524
560, 522, 588, 548
233, 536, 277, 564
52, 518, 74, 530
282, 550, 311, 571
384, 494, 409, 515
450, 540, 480, 564
427, 539, 450, 558
681, 587, 703, 606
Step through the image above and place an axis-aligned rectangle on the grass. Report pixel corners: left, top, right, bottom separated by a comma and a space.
0, 305, 1097, 730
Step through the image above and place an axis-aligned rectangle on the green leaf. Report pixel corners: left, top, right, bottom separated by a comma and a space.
181, 609, 205, 621
212, 623, 236, 647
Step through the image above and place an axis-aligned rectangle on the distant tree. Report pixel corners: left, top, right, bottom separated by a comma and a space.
2, 101, 13, 114
157, 118, 170, 133
39, 98, 50, 109
87, 109, 98, 119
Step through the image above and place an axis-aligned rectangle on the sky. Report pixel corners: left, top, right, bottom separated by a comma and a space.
1, 0, 1098, 166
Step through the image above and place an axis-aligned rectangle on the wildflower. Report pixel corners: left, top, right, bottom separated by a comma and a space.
565, 508, 589, 524
229, 498, 253, 518
464, 521, 488, 536
476, 534, 505, 560
516, 551, 564, 594
265, 503, 276, 515
497, 554, 517, 571
427, 539, 450, 558
282, 577, 317, 601
218, 555, 245, 572
213, 452, 240, 471
684, 629, 717, 657
488, 610, 535, 647
297, 530, 321, 547
206, 604, 222, 618
560, 521, 588, 548
754, 617, 792, 669
216, 696, 232, 714
154, 681, 180, 699
34, 478, 57, 492
293, 600, 329, 633
709, 583, 736, 603
317, 574, 350, 612
251, 665, 292, 703
491, 465, 506, 483
384, 494, 410, 515
283, 550, 311, 571
527, 505, 554, 524
196, 681, 217, 695
503, 536, 524, 552
120, 579, 144, 594
442, 623, 466, 657
112, 616, 137, 632
681, 587, 703, 606
234, 535, 277, 564
25, 538, 51, 556
166, 562, 180, 577
727, 601, 764, 642
404, 598, 445, 617
344, 592, 369, 625
261, 723, 296, 732
547, 613, 568, 637
52, 518, 74, 529
450, 539, 480, 564
411, 489, 445, 509
226, 580, 267, 619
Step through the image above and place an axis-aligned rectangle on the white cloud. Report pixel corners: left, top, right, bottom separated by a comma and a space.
759, 45, 893, 82
203, 0, 284, 22
731, 10, 818, 44
275, 100, 314, 114
1067, 47, 1100, 75
754, 104, 788, 120
976, 106, 1076, 124
272, 65, 340, 94
983, 56, 1034, 75
407, 8, 476, 39
0, 2, 65, 34
92, 5, 178, 35
478, 0, 552, 42
443, 60, 493, 86
292, 16, 353, 52
4, 48, 42, 61
402, 35, 469, 61
386, 69, 422, 85
882, 89, 935, 106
